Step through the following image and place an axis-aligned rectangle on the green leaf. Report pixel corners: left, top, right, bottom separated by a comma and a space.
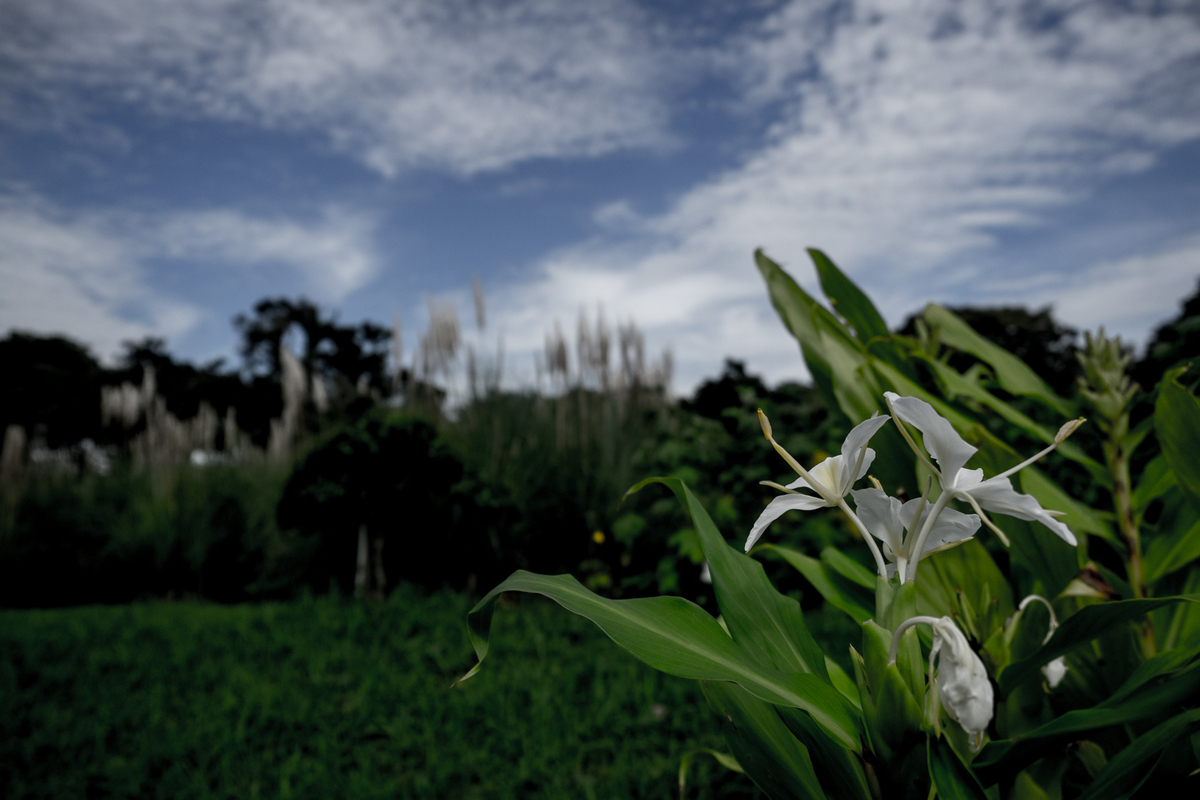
756, 544, 874, 624
825, 656, 862, 709
1164, 566, 1200, 651
1075, 708, 1200, 800
702, 681, 828, 800
918, 354, 1107, 484
820, 546, 876, 590
928, 735, 989, 800
808, 248, 890, 346
913, 538, 1014, 627
975, 660, 1200, 783
1144, 517, 1200, 585
1132, 453, 1177, 514
922, 304, 1073, 418
628, 477, 829, 680
456, 570, 863, 750
777, 704, 873, 800
998, 594, 1200, 696
678, 748, 743, 800
860, 619, 925, 758
1156, 365, 1200, 517
756, 249, 881, 423
1020, 465, 1120, 555
868, 359, 976, 431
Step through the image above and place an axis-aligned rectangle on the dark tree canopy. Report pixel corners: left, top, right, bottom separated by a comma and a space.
0, 332, 103, 448
235, 298, 390, 392
114, 337, 246, 422
899, 306, 1081, 396
275, 412, 468, 591
1135, 278, 1200, 390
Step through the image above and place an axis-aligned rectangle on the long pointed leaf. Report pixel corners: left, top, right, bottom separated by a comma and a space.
456, 570, 862, 750
756, 249, 880, 423
1075, 708, 1200, 800
923, 304, 1073, 417
998, 594, 1200, 696
628, 477, 829, 680
1156, 365, 1200, 517
756, 544, 874, 624
777, 704, 873, 800
809, 248, 890, 346
928, 735, 988, 800
703, 681, 827, 800
920, 354, 1107, 483
975, 661, 1200, 783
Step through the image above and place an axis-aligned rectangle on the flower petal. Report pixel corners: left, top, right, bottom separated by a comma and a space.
931, 616, 994, 742
786, 455, 842, 496
886, 393, 977, 480
745, 492, 829, 552
837, 415, 891, 489
850, 488, 906, 557
964, 477, 1078, 546
902, 501, 980, 557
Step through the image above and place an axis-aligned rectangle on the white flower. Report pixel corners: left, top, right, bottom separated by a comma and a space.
1018, 594, 1068, 689
745, 412, 891, 552
884, 392, 1079, 547
850, 488, 980, 581
890, 615, 994, 752
1041, 657, 1068, 688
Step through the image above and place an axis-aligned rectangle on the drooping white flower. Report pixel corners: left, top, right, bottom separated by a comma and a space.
850, 488, 980, 581
890, 615, 994, 752
1018, 594, 1068, 689
746, 412, 891, 552
884, 392, 1079, 547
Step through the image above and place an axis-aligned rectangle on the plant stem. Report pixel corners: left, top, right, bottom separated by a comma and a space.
1106, 441, 1143, 598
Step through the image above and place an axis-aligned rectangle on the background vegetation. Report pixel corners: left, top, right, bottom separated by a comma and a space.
1, 279, 1197, 797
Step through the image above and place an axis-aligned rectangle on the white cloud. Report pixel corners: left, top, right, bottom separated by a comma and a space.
153, 208, 379, 300
488, 0, 1200, 391
1020, 235, 1200, 348
0, 196, 378, 360
0, 0, 670, 176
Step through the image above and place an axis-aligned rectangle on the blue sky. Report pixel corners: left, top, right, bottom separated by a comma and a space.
2, 0, 1199, 392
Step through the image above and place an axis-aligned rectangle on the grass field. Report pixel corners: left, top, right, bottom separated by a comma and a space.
1, 586, 792, 799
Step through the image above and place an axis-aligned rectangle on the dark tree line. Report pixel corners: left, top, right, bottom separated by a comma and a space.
1, 298, 390, 450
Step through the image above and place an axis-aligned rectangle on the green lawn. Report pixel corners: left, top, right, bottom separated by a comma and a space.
1, 587, 771, 799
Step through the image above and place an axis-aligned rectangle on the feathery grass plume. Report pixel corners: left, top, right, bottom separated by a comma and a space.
268, 346, 307, 462
420, 298, 461, 383
472, 274, 487, 331
101, 382, 142, 428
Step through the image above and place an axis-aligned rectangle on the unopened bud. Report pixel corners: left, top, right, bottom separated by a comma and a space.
1054, 417, 1085, 444
758, 409, 773, 440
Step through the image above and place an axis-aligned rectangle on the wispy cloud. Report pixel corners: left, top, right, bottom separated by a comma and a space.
0, 0, 670, 176
489, 0, 1200, 390
0, 195, 378, 360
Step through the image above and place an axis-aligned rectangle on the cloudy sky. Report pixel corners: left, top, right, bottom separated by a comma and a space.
2, 0, 1198, 391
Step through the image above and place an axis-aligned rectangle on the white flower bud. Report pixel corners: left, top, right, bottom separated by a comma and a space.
929, 616, 994, 752
1042, 656, 1068, 688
